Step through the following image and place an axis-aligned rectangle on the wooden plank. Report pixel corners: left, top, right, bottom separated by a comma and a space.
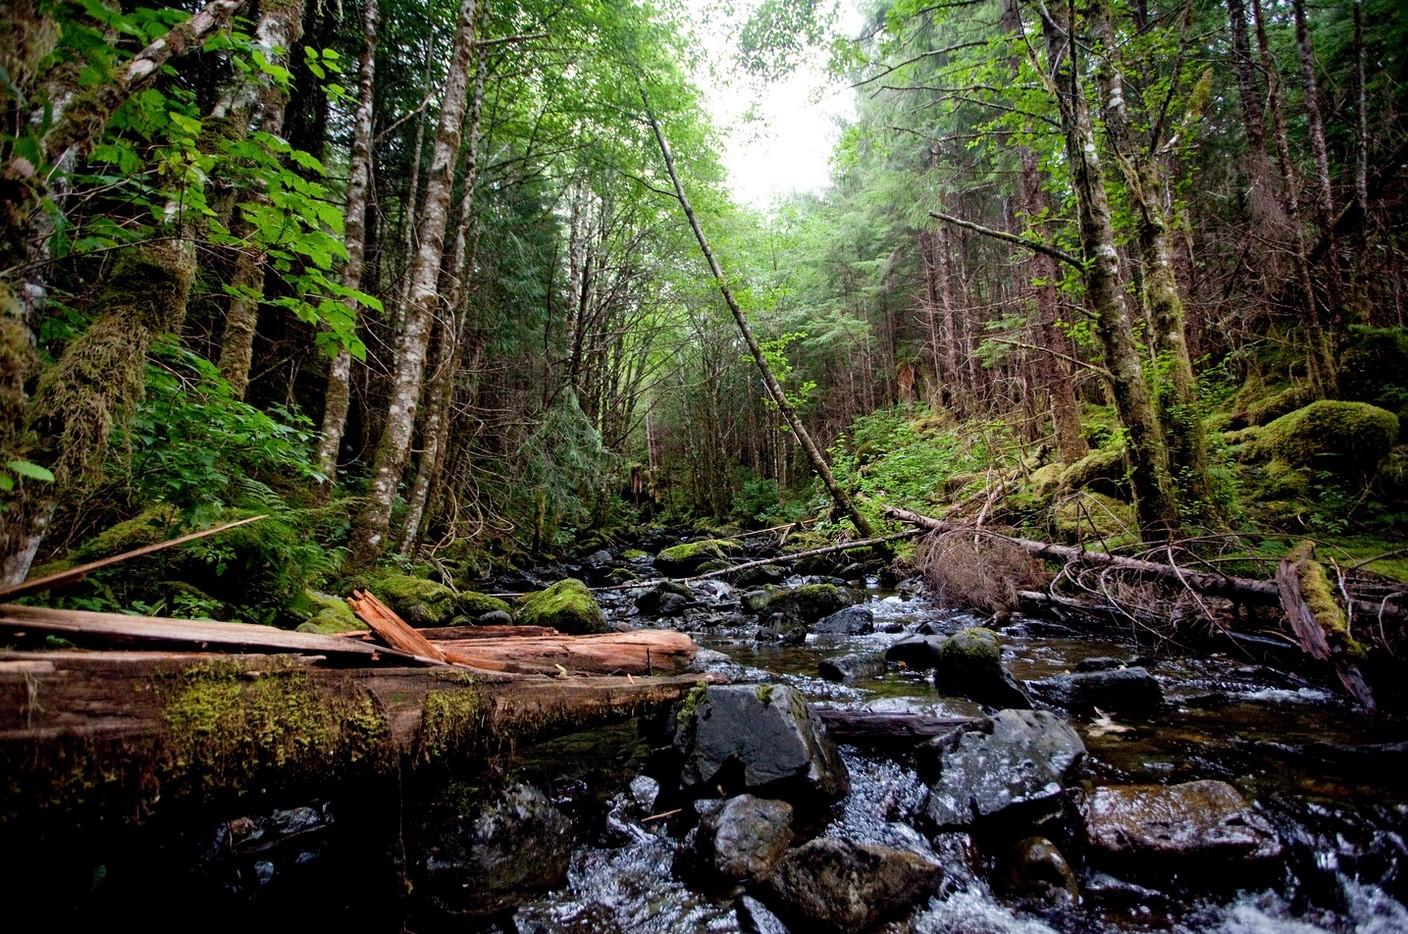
0, 603, 439, 666
428, 629, 697, 675
347, 590, 447, 662
336, 624, 560, 641
0, 515, 267, 601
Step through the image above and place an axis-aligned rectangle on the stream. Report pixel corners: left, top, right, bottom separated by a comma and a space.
496, 554, 1408, 933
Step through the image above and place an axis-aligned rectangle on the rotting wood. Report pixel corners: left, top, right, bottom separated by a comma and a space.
1277, 542, 1375, 710
348, 589, 447, 661
0, 603, 440, 665
0, 514, 267, 602
0, 649, 718, 827
430, 630, 697, 676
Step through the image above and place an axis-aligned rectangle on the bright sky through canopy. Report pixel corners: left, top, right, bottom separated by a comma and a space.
681, 0, 862, 209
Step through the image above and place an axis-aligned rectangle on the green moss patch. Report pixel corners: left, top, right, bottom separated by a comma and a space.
1248, 401, 1398, 479
517, 578, 606, 634
655, 539, 741, 576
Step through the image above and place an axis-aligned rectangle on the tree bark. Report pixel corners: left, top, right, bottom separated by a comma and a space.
644, 98, 875, 538
316, 0, 379, 483
349, 0, 480, 565
1040, 5, 1178, 536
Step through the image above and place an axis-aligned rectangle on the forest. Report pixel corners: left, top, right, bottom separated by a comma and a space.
2, 0, 1408, 928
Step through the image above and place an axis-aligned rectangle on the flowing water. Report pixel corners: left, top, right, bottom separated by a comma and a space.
504, 570, 1408, 933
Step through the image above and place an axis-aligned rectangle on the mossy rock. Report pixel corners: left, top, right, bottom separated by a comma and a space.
455, 590, 513, 619
770, 583, 857, 625
363, 572, 458, 626
1236, 384, 1316, 429
655, 539, 741, 576
608, 567, 639, 584
517, 578, 606, 634
939, 626, 1001, 665
1058, 446, 1127, 496
742, 586, 783, 615
290, 589, 365, 635
73, 504, 180, 559
782, 531, 832, 555
1030, 463, 1065, 497
623, 549, 649, 561
1248, 400, 1399, 479
1053, 493, 1136, 542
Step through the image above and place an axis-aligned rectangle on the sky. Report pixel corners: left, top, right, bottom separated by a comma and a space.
680, 0, 864, 209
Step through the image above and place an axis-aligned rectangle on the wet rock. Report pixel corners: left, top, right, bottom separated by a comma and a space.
629, 775, 660, 813
1074, 656, 1123, 673
517, 578, 606, 634
884, 634, 943, 670
477, 609, 512, 627
735, 565, 786, 588
1032, 667, 1162, 715
934, 627, 1032, 709
922, 709, 1085, 830
1082, 780, 1282, 876
410, 783, 572, 920
770, 583, 858, 625
737, 894, 790, 934
762, 837, 942, 932
583, 548, 614, 568
656, 539, 740, 576
742, 586, 783, 615
674, 684, 849, 804
684, 794, 794, 883
756, 617, 807, 645
879, 621, 905, 634
1004, 836, 1079, 906
819, 652, 885, 684
635, 580, 692, 614
812, 605, 874, 635
686, 648, 769, 683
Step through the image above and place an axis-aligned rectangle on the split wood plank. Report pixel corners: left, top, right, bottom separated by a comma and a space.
347, 589, 446, 662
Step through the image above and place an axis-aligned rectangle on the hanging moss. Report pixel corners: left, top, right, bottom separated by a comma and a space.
417, 687, 487, 761
517, 578, 606, 634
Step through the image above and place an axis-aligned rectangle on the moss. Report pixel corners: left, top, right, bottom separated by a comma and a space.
517, 578, 606, 634
655, 539, 741, 576
939, 627, 1001, 665
1058, 446, 1128, 495
1053, 493, 1136, 542
755, 684, 775, 704
608, 568, 639, 584
1249, 400, 1399, 478
770, 583, 855, 623
1242, 384, 1315, 428
161, 661, 388, 798
1285, 541, 1366, 659
362, 571, 458, 626
73, 505, 179, 559
1030, 463, 1064, 496
623, 549, 648, 560
417, 687, 486, 761
675, 684, 708, 733
455, 590, 512, 618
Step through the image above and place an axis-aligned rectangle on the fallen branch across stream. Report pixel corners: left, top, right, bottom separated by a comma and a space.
592, 529, 921, 592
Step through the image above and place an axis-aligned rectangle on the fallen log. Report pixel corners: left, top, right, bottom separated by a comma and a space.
430, 629, 698, 676
0, 603, 440, 666
0, 648, 718, 829
884, 506, 1408, 625
814, 707, 985, 748
1276, 542, 1375, 711
595, 529, 920, 592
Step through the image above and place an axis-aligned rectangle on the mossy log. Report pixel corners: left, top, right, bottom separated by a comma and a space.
0, 649, 715, 831
1276, 541, 1374, 710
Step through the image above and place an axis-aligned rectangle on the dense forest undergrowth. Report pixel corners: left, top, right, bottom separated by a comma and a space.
2, 0, 1407, 679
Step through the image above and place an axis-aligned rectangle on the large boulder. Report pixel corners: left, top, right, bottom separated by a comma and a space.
1031, 666, 1163, 715
681, 794, 794, 884
769, 583, 858, 625
674, 684, 849, 804
762, 837, 942, 933
293, 589, 366, 635
884, 634, 943, 670
922, 709, 1085, 830
1082, 780, 1281, 877
516, 578, 606, 634
409, 782, 572, 920
812, 605, 875, 636
934, 627, 1032, 709
655, 539, 740, 576
1248, 400, 1398, 479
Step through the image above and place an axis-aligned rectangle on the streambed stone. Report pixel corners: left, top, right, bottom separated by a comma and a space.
934, 627, 1032, 709
762, 837, 942, 932
681, 794, 794, 883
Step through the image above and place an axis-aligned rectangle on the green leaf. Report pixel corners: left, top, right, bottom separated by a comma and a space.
7, 460, 54, 482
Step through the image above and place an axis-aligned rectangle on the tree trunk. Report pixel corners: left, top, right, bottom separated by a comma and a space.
644, 99, 875, 538
215, 0, 306, 398
1041, 6, 1178, 537
349, 0, 480, 565
1089, 0, 1210, 508
316, 0, 379, 483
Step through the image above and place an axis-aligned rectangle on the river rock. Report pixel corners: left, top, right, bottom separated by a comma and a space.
636, 580, 692, 614
1082, 780, 1282, 875
756, 617, 807, 645
818, 652, 886, 684
517, 578, 606, 634
476, 609, 512, 627
1004, 836, 1079, 906
743, 586, 783, 614
735, 564, 787, 588
683, 794, 794, 883
674, 684, 849, 804
770, 583, 857, 624
410, 782, 572, 920
762, 837, 943, 932
922, 709, 1085, 830
812, 605, 875, 635
737, 894, 790, 934
884, 634, 943, 670
934, 627, 1032, 709
1074, 656, 1123, 672
1034, 666, 1163, 715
